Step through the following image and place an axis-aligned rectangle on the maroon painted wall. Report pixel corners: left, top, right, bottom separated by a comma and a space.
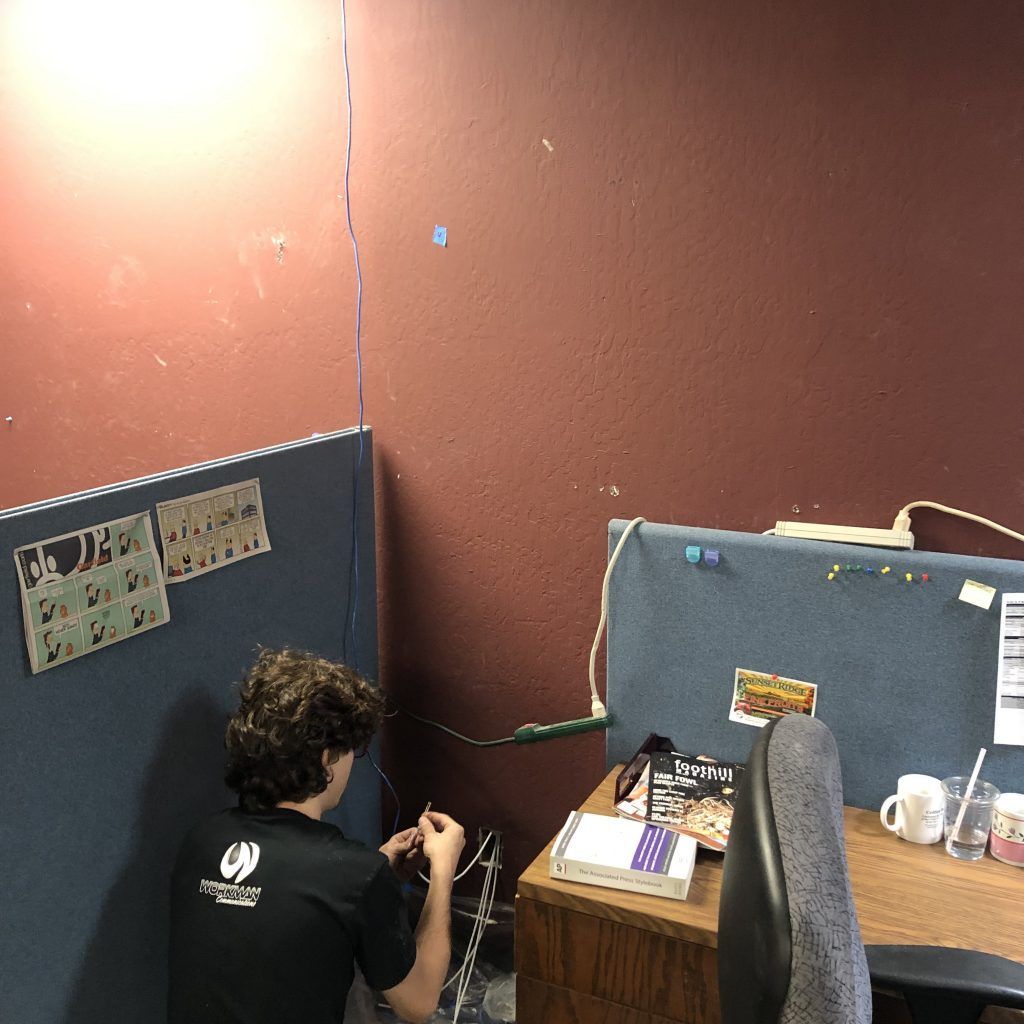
3, 1, 1023, 889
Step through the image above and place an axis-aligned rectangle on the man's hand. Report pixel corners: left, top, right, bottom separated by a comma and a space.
418, 811, 465, 880
380, 827, 426, 883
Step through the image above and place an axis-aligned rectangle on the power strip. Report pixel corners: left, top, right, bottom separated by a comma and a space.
513, 715, 612, 744
773, 521, 915, 550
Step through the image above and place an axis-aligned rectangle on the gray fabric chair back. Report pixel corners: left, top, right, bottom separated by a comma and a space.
719, 715, 872, 1024
768, 715, 872, 1024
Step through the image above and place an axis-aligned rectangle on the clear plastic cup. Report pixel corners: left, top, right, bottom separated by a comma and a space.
941, 777, 1000, 860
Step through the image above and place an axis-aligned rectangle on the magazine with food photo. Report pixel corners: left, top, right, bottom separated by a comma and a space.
644, 751, 746, 852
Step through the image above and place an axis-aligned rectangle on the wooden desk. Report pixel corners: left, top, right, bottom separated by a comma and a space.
515, 766, 1024, 1024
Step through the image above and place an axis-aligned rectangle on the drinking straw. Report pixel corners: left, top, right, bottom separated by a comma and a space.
945, 747, 987, 855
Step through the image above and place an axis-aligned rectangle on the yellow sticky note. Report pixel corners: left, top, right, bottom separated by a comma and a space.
959, 579, 996, 611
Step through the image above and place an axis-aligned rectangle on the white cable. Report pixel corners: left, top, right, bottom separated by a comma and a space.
443, 833, 501, 993
450, 868, 492, 1006
443, 837, 499, 995
456, 877, 496, 1012
418, 830, 494, 885
762, 528, 775, 535
588, 517, 646, 716
451, 834, 501, 1019
895, 501, 1024, 546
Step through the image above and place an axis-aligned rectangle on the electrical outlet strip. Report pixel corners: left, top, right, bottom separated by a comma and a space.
773, 521, 915, 550
513, 715, 612, 744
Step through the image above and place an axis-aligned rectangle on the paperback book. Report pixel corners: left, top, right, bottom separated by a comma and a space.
549, 811, 697, 901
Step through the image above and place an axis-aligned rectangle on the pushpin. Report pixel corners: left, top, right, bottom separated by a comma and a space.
845, 564, 852, 572
855, 565, 862, 571
865, 567, 874, 575
905, 572, 913, 582
685, 545, 701, 564
827, 572, 835, 580
833, 564, 840, 573
704, 549, 720, 567
922, 573, 930, 582
881, 566, 891, 575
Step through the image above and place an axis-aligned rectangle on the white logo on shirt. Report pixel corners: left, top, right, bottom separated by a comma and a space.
220, 841, 260, 884
198, 841, 263, 908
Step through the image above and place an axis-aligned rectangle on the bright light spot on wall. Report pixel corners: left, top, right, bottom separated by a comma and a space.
4, 0, 280, 153
9, 0, 269, 112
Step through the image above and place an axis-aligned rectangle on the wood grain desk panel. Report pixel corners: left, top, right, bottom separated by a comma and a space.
516, 897, 718, 1023
517, 977, 682, 1024
516, 766, 1024, 1024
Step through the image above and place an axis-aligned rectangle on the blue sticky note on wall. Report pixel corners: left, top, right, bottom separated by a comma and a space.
432, 225, 447, 247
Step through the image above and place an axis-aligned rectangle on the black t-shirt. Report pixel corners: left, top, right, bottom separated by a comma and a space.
168, 807, 416, 1024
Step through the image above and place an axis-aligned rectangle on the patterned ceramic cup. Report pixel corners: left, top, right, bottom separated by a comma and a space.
990, 793, 1024, 866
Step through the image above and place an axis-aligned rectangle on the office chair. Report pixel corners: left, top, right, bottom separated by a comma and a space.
718, 715, 1024, 1024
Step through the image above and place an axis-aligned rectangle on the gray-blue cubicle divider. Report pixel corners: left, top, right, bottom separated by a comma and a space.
606, 519, 1024, 809
0, 428, 379, 1024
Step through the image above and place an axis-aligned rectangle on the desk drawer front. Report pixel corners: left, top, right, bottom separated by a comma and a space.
515, 896, 720, 1024
518, 976, 682, 1024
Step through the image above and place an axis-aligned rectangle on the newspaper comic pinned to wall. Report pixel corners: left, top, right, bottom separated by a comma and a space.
156, 478, 271, 584
14, 512, 170, 674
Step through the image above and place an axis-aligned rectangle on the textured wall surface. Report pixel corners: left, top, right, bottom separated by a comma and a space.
2, 1, 1023, 891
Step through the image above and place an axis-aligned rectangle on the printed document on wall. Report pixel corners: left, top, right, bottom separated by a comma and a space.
156, 478, 271, 584
14, 512, 170, 674
994, 593, 1024, 746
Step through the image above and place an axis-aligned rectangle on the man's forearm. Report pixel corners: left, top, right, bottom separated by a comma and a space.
413, 869, 453, 995
382, 867, 454, 1024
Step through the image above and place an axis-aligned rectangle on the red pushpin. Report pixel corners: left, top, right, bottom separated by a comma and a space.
771, 674, 778, 680
922, 573, 930, 582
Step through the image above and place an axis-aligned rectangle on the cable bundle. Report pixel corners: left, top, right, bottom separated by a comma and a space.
443, 831, 503, 1021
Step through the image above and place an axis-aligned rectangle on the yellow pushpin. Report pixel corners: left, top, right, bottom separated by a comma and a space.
905, 572, 913, 582
881, 566, 891, 575
832, 564, 840, 572
827, 572, 835, 581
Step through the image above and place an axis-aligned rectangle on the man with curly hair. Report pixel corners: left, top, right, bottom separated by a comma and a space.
168, 648, 465, 1024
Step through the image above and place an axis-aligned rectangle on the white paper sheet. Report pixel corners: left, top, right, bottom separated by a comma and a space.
994, 593, 1024, 746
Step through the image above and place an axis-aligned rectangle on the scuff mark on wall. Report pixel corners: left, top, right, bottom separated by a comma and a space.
105, 256, 146, 308
238, 229, 288, 300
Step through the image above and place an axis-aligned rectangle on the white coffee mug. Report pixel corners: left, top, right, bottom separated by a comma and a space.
880, 774, 944, 844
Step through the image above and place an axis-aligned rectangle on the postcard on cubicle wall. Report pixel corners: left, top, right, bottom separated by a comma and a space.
155, 478, 271, 584
13, 512, 170, 675
729, 668, 818, 728
994, 594, 1024, 746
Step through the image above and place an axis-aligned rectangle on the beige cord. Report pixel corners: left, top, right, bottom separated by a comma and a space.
589, 517, 646, 716
895, 501, 1024, 545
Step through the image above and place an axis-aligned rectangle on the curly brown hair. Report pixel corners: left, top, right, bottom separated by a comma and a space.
225, 648, 385, 811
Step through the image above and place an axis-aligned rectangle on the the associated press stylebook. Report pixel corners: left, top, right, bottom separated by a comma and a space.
549, 811, 697, 901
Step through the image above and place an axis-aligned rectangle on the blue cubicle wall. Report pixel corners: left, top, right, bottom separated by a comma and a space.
606, 520, 1024, 809
0, 429, 379, 1024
